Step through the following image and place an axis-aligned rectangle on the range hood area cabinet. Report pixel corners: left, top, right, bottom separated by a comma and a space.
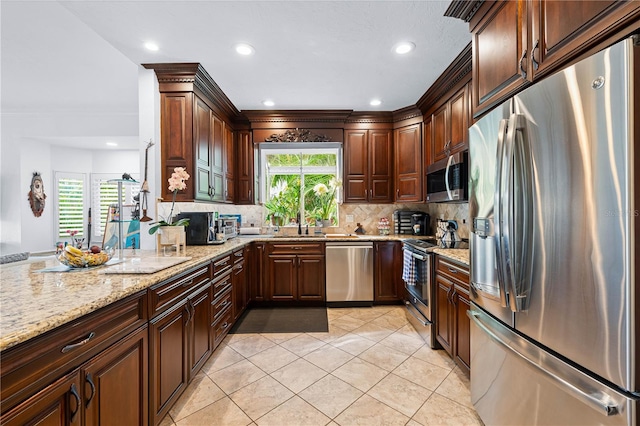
146, 63, 241, 204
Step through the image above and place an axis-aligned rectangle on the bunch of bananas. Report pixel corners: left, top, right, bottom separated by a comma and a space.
58, 245, 111, 268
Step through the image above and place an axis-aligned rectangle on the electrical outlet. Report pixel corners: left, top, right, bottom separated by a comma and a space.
346, 214, 354, 223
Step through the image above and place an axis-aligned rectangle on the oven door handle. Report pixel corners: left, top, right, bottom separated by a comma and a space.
405, 300, 432, 326
402, 247, 428, 261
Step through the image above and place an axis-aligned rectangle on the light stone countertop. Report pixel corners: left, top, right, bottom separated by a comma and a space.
431, 248, 470, 266
0, 234, 432, 352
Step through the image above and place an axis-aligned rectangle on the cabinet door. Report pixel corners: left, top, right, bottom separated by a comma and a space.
237, 131, 254, 204
268, 255, 297, 301
374, 242, 402, 302
529, 0, 637, 79
448, 87, 468, 155
435, 277, 453, 355
472, 0, 529, 116
233, 260, 247, 320
83, 326, 148, 426
344, 130, 368, 202
194, 98, 213, 201
369, 130, 393, 203
251, 243, 266, 302
210, 114, 225, 202
431, 103, 448, 163
394, 124, 422, 202
149, 303, 188, 425
297, 255, 325, 301
1, 371, 82, 426
188, 285, 213, 378
453, 288, 471, 375
224, 125, 235, 203
161, 92, 194, 201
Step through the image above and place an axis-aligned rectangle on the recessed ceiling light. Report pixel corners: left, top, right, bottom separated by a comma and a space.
144, 42, 159, 51
370, 99, 382, 106
106, 142, 118, 147
393, 41, 416, 55
235, 43, 255, 56
262, 100, 275, 107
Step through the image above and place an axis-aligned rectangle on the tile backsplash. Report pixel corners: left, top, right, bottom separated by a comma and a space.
158, 201, 469, 238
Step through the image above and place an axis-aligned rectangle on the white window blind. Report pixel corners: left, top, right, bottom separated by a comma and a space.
91, 174, 140, 238
55, 172, 87, 239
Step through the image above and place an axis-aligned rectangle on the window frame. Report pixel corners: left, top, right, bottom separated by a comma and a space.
53, 171, 89, 241
258, 142, 343, 225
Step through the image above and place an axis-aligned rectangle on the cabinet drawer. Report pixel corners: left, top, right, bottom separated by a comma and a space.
149, 264, 211, 317
0, 292, 147, 414
213, 308, 233, 348
213, 254, 232, 277
213, 270, 232, 300
268, 242, 324, 255
436, 257, 469, 289
212, 287, 232, 320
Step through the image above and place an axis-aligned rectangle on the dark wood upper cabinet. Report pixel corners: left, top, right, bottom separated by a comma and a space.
236, 130, 254, 205
469, 0, 640, 117
144, 63, 240, 203
394, 124, 422, 202
344, 129, 393, 203
430, 84, 469, 165
471, 0, 529, 117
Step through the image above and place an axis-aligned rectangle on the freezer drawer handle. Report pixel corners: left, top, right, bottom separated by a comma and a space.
467, 310, 619, 417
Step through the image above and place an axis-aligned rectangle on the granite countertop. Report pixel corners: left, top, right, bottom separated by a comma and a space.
0, 233, 433, 352
431, 248, 470, 266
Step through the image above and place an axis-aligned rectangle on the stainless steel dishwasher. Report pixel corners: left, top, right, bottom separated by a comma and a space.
325, 241, 374, 306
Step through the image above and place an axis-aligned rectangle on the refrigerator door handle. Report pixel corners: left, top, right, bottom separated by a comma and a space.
468, 310, 621, 417
494, 118, 510, 308
503, 113, 534, 312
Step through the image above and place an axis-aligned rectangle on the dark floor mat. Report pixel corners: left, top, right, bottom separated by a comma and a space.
230, 307, 329, 334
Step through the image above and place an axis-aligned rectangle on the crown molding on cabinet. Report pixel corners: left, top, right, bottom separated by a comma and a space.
416, 42, 472, 116
444, 0, 485, 22
143, 62, 240, 123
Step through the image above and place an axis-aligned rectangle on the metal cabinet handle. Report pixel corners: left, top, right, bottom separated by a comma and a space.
234, 251, 243, 257
69, 383, 81, 423
519, 49, 528, 79
85, 373, 95, 408
531, 39, 540, 70
248, 189, 252, 200
221, 322, 229, 329
396, 189, 400, 198
293, 247, 302, 250
447, 267, 458, 274
61, 332, 96, 353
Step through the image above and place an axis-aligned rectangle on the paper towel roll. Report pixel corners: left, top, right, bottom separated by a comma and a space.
239, 227, 260, 235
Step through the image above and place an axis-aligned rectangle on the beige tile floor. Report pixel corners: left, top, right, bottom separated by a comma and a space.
160, 306, 484, 426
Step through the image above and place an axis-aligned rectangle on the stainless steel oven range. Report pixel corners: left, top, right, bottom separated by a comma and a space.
402, 238, 438, 349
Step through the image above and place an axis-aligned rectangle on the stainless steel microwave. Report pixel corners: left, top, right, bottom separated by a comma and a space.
425, 151, 468, 203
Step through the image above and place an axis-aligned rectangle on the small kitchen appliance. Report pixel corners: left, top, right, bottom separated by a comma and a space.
394, 210, 429, 235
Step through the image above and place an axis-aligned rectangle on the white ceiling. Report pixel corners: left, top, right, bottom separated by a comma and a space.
1, 0, 471, 150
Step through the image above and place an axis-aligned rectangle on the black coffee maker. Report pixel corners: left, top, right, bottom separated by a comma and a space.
410, 212, 430, 236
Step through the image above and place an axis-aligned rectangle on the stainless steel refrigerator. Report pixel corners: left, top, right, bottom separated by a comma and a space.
468, 36, 639, 425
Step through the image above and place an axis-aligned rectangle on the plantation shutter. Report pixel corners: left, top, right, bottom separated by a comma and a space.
56, 174, 86, 239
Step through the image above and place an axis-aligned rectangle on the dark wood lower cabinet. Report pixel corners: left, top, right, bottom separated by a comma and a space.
265, 243, 325, 303
149, 302, 189, 425
434, 256, 470, 376
188, 284, 213, 377
83, 325, 148, 426
2, 371, 82, 426
373, 241, 403, 303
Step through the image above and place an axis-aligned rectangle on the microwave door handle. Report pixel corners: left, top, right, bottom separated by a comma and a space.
444, 155, 455, 200
494, 118, 510, 308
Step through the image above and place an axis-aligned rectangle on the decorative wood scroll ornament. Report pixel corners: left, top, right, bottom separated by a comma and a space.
265, 128, 331, 142
28, 172, 46, 217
